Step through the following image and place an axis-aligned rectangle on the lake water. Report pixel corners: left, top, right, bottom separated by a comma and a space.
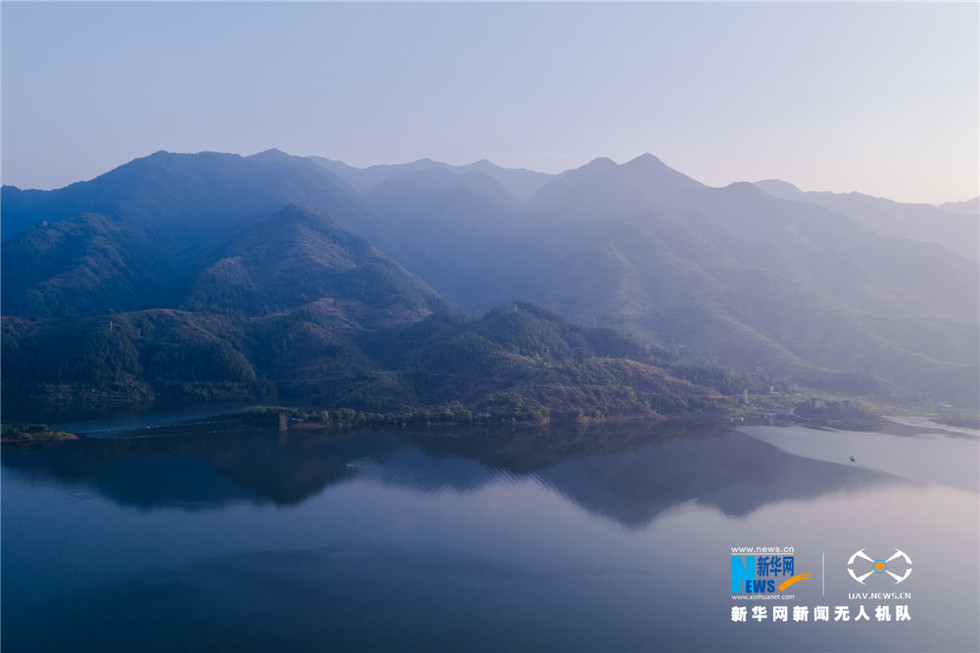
2, 415, 977, 652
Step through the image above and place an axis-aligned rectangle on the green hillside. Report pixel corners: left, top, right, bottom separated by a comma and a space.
3, 301, 765, 424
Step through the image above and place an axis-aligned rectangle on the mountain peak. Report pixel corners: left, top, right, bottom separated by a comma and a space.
248, 148, 295, 163
718, 181, 773, 200
620, 153, 697, 181
613, 153, 704, 197
583, 156, 617, 170
624, 153, 666, 167
463, 159, 498, 172
556, 157, 617, 180
754, 179, 802, 195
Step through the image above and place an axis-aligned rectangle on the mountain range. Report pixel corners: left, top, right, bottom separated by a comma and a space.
2, 149, 977, 411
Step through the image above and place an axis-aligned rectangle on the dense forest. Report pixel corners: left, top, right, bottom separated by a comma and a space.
3, 298, 783, 424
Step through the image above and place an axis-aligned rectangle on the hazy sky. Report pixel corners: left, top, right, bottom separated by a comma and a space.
2, 2, 978, 204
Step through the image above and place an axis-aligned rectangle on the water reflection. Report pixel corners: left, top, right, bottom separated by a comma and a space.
3, 420, 976, 653
2, 421, 907, 525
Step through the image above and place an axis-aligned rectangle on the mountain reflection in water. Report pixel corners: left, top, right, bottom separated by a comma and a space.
2, 421, 904, 525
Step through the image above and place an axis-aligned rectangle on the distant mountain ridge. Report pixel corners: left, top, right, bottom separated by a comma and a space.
936, 197, 979, 216
308, 155, 554, 202
753, 179, 979, 261
1, 149, 367, 242
2, 149, 976, 407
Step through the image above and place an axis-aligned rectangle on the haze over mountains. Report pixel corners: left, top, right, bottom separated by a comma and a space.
753, 179, 979, 261
2, 149, 977, 409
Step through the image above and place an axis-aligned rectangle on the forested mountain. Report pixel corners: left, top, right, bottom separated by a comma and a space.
185, 204, 450, 324
2, 202, 454, 408
2, 149, 976, 409
1, 149, 376, 317
509, 165, 978, 403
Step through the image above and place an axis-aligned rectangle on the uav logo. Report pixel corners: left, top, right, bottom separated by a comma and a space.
847, 548, 912, 585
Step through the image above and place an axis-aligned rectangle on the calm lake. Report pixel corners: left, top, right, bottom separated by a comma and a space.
2, 411, 977, 652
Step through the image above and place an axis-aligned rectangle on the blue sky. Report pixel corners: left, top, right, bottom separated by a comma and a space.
2, 2, 977, 204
